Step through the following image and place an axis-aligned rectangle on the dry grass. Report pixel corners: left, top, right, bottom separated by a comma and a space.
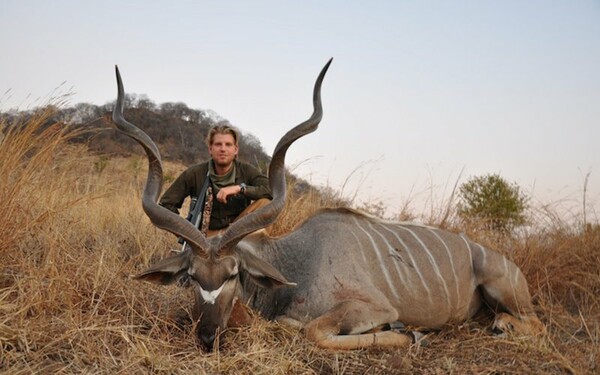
1, 109, 599, 374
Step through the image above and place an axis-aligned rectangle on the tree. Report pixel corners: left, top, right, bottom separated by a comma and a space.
160, 102, 192, 120
457, 174, 528, 233
69, 102, 102, 123
136, 95, 156, 111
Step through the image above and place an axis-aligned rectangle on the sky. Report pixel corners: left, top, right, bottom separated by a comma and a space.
1, 1, 599, 221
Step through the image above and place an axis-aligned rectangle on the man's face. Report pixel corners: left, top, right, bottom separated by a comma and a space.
209, 133, 238, 169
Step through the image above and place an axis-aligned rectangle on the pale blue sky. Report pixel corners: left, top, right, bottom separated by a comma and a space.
1, 1, 599, 220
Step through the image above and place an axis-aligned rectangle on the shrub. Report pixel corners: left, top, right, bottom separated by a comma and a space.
457, 173, 528, 234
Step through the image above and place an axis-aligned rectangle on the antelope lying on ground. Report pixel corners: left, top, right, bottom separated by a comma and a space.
112, 59, 544, 351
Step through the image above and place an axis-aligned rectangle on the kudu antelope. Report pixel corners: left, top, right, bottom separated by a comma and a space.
112, 60, 543, 351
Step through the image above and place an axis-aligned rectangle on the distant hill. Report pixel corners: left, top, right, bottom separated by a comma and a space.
0, 97, 345, 206
60, 97, 271, 172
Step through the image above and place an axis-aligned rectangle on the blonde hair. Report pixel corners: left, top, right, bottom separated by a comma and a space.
206, 124, 239, 147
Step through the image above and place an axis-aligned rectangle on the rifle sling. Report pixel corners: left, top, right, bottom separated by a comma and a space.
191, 171, 211, 229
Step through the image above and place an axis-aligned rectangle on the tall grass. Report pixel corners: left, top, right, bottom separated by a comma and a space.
0, 110, 598, 374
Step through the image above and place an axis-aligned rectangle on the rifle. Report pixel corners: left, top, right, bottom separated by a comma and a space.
178, 172, 211, 251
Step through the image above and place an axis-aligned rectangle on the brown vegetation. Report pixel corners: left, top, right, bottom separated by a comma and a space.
1, 110, 598, 374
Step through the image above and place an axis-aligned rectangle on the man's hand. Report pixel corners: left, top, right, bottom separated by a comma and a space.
216, 185, 242, 204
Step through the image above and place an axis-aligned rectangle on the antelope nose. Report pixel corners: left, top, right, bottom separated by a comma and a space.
198, 325, 217, 350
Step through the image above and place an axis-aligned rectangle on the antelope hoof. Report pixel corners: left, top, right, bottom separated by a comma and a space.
492, 313, 545, 336
409, 331, 429, 347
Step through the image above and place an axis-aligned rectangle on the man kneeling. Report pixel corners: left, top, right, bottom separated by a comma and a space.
159, 124, 272, 237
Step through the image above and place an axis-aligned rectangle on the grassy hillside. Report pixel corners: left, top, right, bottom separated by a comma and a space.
0, 110, 598, 374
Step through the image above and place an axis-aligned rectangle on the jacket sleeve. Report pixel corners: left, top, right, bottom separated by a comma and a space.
159, 168, 195, 214
240, 163, 273, 200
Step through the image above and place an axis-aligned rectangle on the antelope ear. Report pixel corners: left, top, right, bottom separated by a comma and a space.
133, 252, 189, 285
239, 251, 297, 289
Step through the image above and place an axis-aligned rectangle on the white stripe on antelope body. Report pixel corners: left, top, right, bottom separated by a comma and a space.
111, 59, 544, 351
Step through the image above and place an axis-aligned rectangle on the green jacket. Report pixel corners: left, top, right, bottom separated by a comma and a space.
159, 160, 272, 230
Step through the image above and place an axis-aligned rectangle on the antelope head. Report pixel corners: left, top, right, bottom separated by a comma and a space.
112, 60, 332, 350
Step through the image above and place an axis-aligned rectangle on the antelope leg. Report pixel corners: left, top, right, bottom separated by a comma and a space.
303, 300, 412, 349
493, 313, 545, 336
478, 261, 544, 335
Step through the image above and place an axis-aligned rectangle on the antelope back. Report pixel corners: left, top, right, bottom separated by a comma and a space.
268, 208, 491, 327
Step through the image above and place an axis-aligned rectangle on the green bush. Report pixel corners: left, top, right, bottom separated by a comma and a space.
458, 174, 528, 233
